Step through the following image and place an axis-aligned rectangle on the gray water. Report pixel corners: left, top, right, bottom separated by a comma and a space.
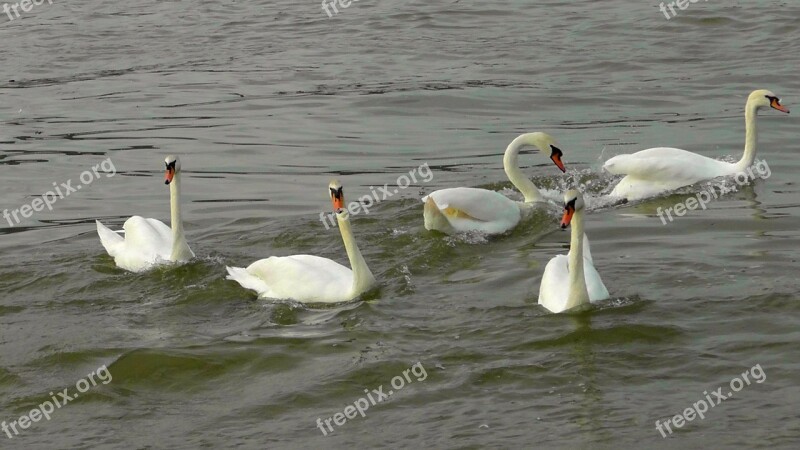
1, 0, 798, 448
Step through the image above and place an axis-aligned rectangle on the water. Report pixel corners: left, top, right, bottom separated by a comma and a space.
1, 0, 798, 448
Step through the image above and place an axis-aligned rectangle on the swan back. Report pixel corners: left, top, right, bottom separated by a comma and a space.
233, 255, 353, 303
422, 187, 521, 234
96, 216, 174, 272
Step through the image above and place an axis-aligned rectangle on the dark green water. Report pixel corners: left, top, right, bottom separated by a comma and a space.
1, 0, 798, 448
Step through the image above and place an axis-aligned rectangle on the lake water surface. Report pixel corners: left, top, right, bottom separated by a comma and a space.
1, 0, 798, 448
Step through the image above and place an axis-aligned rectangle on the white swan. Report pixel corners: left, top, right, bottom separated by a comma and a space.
538, 190, 609, 313
603, 89, 790, 201
96, 155, 194, 273
422, 132, 566, 235
226, 180, 376, 304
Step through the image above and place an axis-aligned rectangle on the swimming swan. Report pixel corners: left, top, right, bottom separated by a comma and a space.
538, 190, 609, 313
422, 132, 566, 235
226, 180, 376, 304
603, 89, 789, 201
96, 155, 194, 272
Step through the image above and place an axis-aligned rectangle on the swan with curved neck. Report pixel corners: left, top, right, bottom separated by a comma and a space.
423, 132, 566, 235
226, 180, 376, 303
96, 155, 194, 272
538, 190, 609, 313
604, 89, 790, 202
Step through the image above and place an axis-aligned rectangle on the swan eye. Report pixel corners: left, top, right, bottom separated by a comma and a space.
564, 198, 577, 210
550, 145, 563, 157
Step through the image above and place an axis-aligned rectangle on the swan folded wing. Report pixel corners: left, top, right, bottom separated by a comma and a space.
241, 255, 354, 303
581, 234, 593, 263
583, 260, 610, 302
121, 216, 173, 261
570, 238, 608, 301
425, 188, 518, 220
424, 188, 521, 234
538, 255, 570, 313
604, 148, 732, 183
538, 251, 608, 313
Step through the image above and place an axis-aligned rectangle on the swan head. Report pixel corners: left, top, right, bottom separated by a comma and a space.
164, 155, 181, 185
516, 132, 566, 173
329, 179, 345, 214
560, 189, 584, 229
749, 89, 790, 114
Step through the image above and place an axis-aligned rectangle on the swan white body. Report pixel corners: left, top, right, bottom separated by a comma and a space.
604, 90, 790, 201
423, 132, 565, 235
96, 156, 193, 273
226, 181, 376, 304
423, 188, 522, 235
538, 191, 609, 313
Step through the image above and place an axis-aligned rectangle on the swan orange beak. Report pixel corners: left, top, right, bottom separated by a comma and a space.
164, 168, 175, 185
550, 146, 566, 173
770, 97, 790, 113
561, 204, 575, 229
330, 187, 345, 212
333, 196, 344, 211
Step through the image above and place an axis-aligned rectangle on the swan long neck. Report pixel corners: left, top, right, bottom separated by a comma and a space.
503, 135, 542, 203
169, 173, 193, 261
736, 102, 759, 171
337, 213, 375, 297
565, 209, 589, 310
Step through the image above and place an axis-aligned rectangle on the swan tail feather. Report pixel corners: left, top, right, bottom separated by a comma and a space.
226, 266, 272, 297
423, 196, 454, 233
96, 220, 125, 257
